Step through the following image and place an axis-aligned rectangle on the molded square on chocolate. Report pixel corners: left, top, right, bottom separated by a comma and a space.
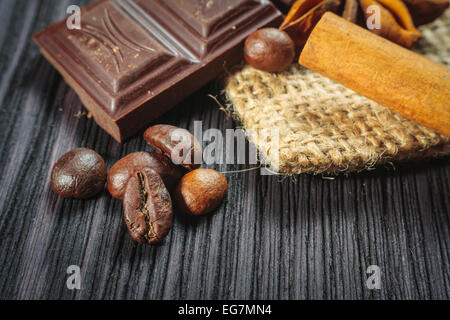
134, 0, 278, 59
33, 0, 281, 142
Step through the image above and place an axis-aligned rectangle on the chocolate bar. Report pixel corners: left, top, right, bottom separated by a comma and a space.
33, 0, 282, 142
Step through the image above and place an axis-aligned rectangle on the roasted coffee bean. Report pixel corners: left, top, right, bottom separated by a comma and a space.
107, 151, 184, 200
51, 148, 107, 199
244, 28, 295, 72
174, 169, 228, 216
143, 124, 202, 171
123, 168, 173, 244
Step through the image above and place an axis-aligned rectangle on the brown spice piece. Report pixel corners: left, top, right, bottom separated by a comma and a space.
360, 0, 421, 48
342, 0, 359, 22
144, 125, 203, 171
107, 151, 184, 200
403, 0, 449, 25
244, 28, 296, 72
123, 168, 173, 244
279, 0, 341, 48
276, 0, 297, 6
174, 169, 228, 216
51, 148, 107, 199
280, 0, 447, 49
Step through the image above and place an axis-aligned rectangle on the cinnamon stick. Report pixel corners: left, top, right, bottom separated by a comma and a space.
299, 12, 450, 137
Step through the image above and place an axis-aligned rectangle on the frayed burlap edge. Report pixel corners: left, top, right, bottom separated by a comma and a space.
224, 12, 450, 175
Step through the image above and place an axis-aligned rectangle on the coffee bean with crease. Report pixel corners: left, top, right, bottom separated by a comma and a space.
107, 151, 184, 200
143, 124, 203, 171
123, 168, 173, 244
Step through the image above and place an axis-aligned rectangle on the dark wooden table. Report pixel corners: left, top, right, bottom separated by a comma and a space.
0, 0, 449, 300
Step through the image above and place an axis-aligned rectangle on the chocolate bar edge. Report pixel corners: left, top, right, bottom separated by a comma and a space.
32, 1, 283, 143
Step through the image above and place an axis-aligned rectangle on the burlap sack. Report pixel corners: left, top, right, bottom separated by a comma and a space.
225, 11, 450, 174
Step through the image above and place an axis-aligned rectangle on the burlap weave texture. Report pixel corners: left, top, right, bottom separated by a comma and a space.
225, 12, 450, 174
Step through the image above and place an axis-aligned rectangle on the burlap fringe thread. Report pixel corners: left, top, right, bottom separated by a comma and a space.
224, 12, 450, 174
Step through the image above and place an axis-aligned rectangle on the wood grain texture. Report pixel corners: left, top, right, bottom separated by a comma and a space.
0, 0, 449, 300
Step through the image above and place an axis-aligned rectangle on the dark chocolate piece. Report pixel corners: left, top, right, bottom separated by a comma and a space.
33, 0, 281, 142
